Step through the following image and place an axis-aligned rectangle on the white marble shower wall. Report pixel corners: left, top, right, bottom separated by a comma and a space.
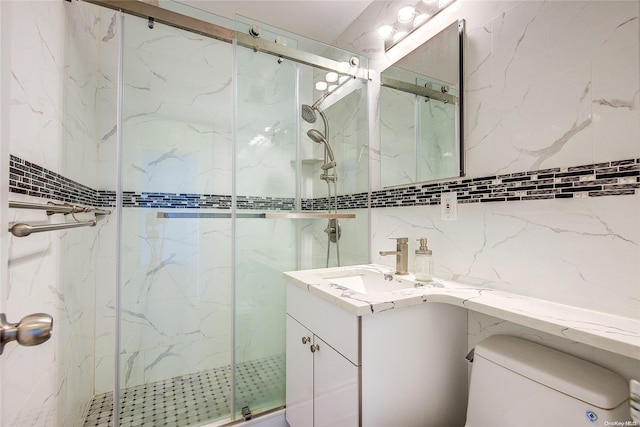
2, 1, 113, 426
236, 46, 297, 198
121, 16, 233, 195
234, 46, 297, 368
365, 0, 640, 378
116, 15, 235, 389
118, 211, 233, 387
326, 81, 370, 197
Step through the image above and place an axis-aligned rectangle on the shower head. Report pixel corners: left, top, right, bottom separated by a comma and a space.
307, 129, 336, 170
301, 105, 316, 124
307, 128, 326, 144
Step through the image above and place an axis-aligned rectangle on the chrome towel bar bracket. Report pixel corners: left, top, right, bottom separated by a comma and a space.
8, 200, 110, 237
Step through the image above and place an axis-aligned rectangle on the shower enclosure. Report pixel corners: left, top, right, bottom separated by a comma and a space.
84, 3, 369, 426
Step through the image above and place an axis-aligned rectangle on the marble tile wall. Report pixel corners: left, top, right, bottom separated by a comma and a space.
359, 0, 640, 377
468, 312, 640, 384
1, 1, 114, 426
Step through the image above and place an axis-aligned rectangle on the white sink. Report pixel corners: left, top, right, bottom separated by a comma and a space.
318, 268, 420, 295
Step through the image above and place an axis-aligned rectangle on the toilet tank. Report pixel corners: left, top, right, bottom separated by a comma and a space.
465, 335, 630, 427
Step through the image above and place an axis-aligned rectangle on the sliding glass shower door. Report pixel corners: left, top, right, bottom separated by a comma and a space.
233, 44, 297, 419
116, 7, 369, 426
119, 13, 235, 426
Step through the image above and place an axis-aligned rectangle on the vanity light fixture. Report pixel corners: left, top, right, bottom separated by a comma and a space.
381, 0, 458, 50
328, 84, 338, 92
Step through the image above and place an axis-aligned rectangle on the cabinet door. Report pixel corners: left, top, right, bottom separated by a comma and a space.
286, 315, 314, 427
313, 336, 359, 427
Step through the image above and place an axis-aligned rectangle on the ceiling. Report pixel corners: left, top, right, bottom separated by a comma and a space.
177, 0, 378, 46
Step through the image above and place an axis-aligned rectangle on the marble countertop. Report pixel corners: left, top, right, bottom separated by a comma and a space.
284, 264, 640, 360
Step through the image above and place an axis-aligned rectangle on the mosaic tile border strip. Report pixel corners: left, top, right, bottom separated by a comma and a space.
303, 193, 369, 211
9, 156, 294, 211
10, 155, 639, 212
9, 155, 101, 207
121, 193, 295, 210
370, 158, 640, 208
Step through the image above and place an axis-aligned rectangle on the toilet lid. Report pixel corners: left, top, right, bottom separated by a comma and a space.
474, 335, 628, 409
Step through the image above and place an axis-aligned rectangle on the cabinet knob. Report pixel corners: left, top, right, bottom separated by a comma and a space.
310, 344, 320, 353
301, 336, 311, 344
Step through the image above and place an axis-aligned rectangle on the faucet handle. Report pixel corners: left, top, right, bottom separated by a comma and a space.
390, 237, 408, 244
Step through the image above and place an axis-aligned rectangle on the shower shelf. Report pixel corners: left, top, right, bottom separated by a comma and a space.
291, 158, 325, 166
265, 213, 355, 219
156, 212, 355, 220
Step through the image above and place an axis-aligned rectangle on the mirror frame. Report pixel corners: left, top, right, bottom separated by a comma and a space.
380, 19, 465, 187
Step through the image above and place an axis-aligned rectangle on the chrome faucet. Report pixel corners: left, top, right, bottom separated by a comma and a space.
379, 237, 409, 275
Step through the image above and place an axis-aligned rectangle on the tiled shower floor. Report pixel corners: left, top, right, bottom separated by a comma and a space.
83, 354, 285, 427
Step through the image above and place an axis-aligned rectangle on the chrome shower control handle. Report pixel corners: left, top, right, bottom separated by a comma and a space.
0, 313, 53, 355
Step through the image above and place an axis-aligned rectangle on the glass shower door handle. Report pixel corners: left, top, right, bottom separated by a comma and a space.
0, 313, 53, 355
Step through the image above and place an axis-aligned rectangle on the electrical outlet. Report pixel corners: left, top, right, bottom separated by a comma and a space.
441, 192, 457, 221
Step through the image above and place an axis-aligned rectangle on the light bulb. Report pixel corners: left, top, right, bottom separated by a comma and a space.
377, 24, 394, 40
337, 62, 350, 73
315, 81, 328, 91
325, 72, 338, 83
397, 6, 416, 23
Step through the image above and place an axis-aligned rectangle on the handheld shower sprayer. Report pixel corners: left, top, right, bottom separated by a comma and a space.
307, 129, 336, 170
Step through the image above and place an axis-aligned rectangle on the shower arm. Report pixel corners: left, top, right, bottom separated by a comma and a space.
311, 75, 355, 109
315, 107, 335, 170
316, 107, 330, 146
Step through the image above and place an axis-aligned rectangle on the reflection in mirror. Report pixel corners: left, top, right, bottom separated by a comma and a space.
380, 19, 464, 188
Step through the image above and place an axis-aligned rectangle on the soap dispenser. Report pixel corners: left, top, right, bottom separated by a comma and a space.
414, 238, 433, 282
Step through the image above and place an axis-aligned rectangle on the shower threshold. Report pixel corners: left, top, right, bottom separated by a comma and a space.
83, 353, 284, 427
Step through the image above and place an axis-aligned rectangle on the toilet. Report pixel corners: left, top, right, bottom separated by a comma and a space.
465, 335, 631, 427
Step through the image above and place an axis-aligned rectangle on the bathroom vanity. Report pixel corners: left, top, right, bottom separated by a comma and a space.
285, 267, 468, 427
284, 264, 640, 427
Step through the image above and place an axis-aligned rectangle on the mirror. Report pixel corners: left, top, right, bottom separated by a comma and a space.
380, 19, 464, 187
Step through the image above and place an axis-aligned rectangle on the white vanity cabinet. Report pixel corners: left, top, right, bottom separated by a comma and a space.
286, 282, 468, 427
286, 316, 359, 426
286, 284, 359, 427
